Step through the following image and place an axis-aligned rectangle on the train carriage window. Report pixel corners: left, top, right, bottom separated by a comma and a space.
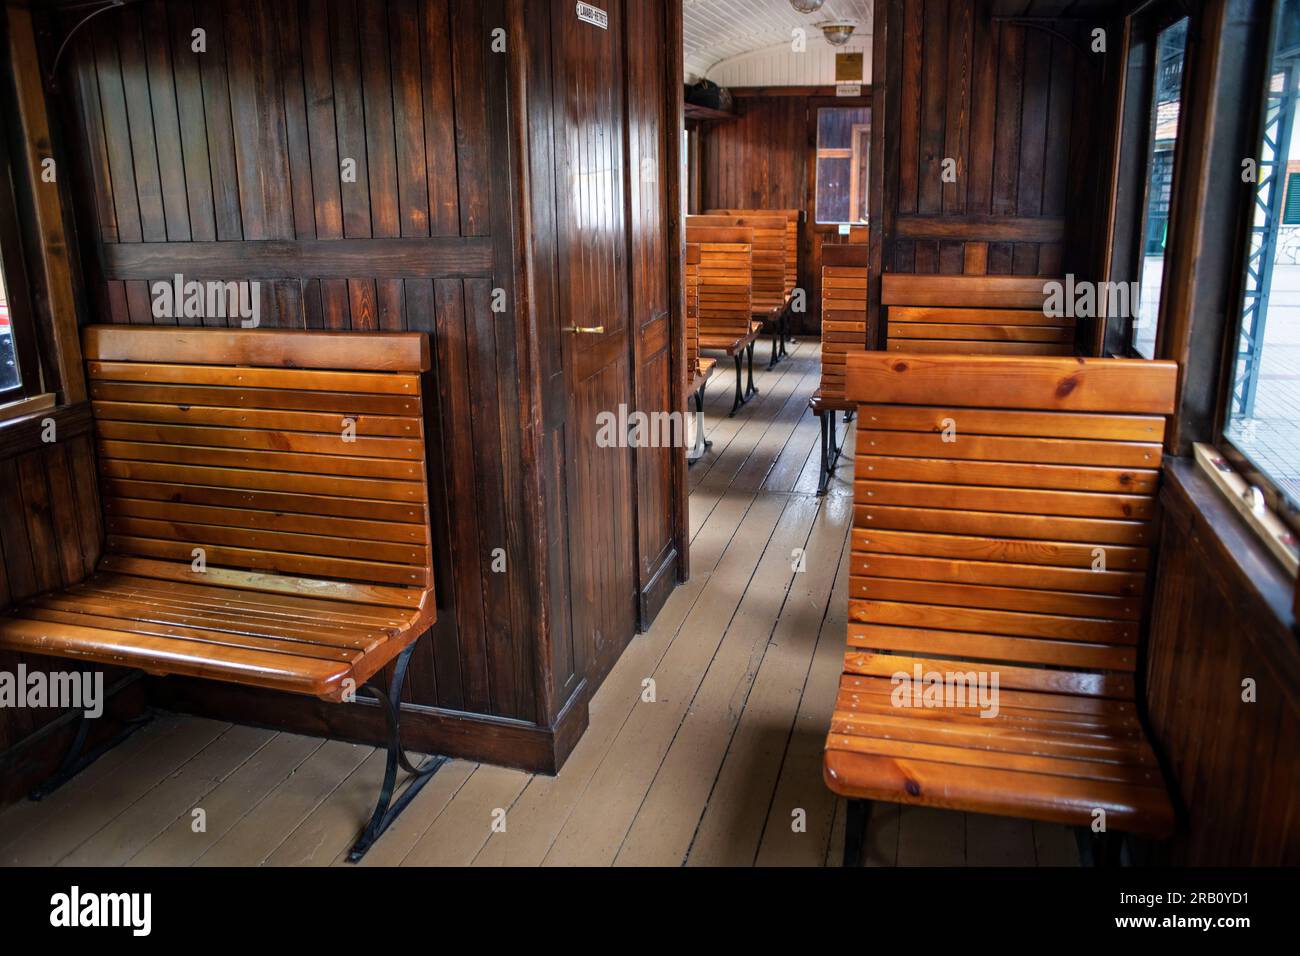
0, 106, 41, 415
815, 106, 870, 225
1222, 0, 1300, 533
1132, 17, 1189, 359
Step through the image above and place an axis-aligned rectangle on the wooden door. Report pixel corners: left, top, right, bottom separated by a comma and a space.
551, 0, 637, 684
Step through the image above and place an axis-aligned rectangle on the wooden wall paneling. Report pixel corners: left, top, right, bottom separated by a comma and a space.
1143, 462, 1300, 864
625, 0, 680, 627
0, 408, 119, 801
873, 0, 1101, 325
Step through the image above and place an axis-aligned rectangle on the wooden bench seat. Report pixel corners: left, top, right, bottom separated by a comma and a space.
882, 275, 1074, 355
826, 352, 1178, 862
0, 325, 441, 860
686, 223, 762, 415
692, 212, 790, 368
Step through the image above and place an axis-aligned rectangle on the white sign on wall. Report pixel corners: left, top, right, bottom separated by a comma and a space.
576, 2, 608, 29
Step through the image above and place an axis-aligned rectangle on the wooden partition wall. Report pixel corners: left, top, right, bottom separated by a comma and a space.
1, 0, 688, 780
870, 0, 1113, 346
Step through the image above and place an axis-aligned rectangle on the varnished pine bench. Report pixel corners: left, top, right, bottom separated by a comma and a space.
826, 352, 1178, 865
692, 213, 790, 368
0, 326, 442, 861
686, 223, 763, 415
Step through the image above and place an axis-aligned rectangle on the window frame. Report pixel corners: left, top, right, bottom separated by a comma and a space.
0, 114, 42, 411
1105, 0, 1193, 359
1213, 0, 1300, 542
804, 93, 872, 238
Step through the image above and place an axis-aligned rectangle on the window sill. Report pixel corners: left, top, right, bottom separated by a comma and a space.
0, 400, 93, 460
1162, 456, 1296, 634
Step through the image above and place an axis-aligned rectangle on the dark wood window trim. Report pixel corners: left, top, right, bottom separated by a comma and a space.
0, 22, 44, 410
1103, 0, 1193, 358
1208, 0, 1300, 541
1162, 458, 1298, 640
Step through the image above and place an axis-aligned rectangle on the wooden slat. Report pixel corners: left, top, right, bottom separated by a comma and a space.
849, 576, 1141, 620
845, 352, 1179, 414
86, 361, 420, 396
91, 401, 421, 437
94, 420, 423, 459
857, 430, 1163, 468
850, 552, 1146, 597
847, 623, 1136, 671
852, 527, 1149, 570
854, 454, 1158, 494
88, 381, 422, 416
855, 503, 1151, 545
856, 405, 1165, 442
83, 326, 430, 371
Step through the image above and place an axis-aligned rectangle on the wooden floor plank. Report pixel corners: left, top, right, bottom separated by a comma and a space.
613, 493, 826, 866
754, 527, 854, 866
471, 487, 768, 866
966, 813, 1039, 866
661, 496, 850, 866
399, 764, 530, 866
193, 740, 370, 866
126, 731, 325, 866
540, 493, 794, 866
0, 343, 1072, 868
897, 805, 967, 866
1, 715, 227, 866
60, 724, 275, 867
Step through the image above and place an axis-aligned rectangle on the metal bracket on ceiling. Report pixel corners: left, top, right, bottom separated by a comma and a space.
45, 0, 137, 93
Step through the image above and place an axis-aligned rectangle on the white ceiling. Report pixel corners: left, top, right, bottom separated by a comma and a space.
683, 0, 874, 81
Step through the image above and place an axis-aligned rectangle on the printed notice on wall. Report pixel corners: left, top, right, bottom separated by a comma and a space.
576, 2, 608, 29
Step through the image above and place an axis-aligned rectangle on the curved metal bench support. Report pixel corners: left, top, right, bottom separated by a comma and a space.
347, 643, 449, 863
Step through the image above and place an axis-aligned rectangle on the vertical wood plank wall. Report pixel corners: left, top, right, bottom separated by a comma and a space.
27, 0, 684, 774
698, 97, 821, 332
875, 0, 1103, 280
56, 0, 538, 725
0, 412, 130, 800
1143, 467, 1300, 864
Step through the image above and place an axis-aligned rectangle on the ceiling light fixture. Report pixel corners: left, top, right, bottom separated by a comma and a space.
788, 0, 827, 13
818, 20, 857, 46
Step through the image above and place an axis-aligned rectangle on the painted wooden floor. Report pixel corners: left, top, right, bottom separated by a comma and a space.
0, 340, 1079, 867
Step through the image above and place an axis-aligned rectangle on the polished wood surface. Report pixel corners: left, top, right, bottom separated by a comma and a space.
870, 1, 1108, 342
1142, 461, 1300, 864
685, 224, 755, 347
882, 274, 1074, 354
0, 328, 437, 702
820, 243, 870, 402
0, 341, 1082, 867
824, 351, 1178, 836
0, 407, 109, 769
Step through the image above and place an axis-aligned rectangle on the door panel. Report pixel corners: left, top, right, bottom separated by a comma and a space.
551, 0, 637, 684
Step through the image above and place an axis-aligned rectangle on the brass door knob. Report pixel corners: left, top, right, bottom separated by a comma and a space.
563, 325, 606, 334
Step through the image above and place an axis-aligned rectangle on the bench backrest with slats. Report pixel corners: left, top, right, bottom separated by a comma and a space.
84, 326, 433, 592
684, 225, 753, 341
882, 275, 1074, 355
709, 208, 799, 295
685, 242, 702, 384
845, 351, 1178, 704
688, 214, 787, 314
820, 243, 869, 402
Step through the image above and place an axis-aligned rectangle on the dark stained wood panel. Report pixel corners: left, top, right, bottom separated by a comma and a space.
876, 0, 1100, 285
1142, 462, 1300, 865
54, 0, 537, 723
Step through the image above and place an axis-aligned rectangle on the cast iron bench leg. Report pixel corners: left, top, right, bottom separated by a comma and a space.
729, 353, 745, 416
348, 643, 449, 862
29, 675, 153, 802
746, 343, 758, 398
768, 327, 781, 370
